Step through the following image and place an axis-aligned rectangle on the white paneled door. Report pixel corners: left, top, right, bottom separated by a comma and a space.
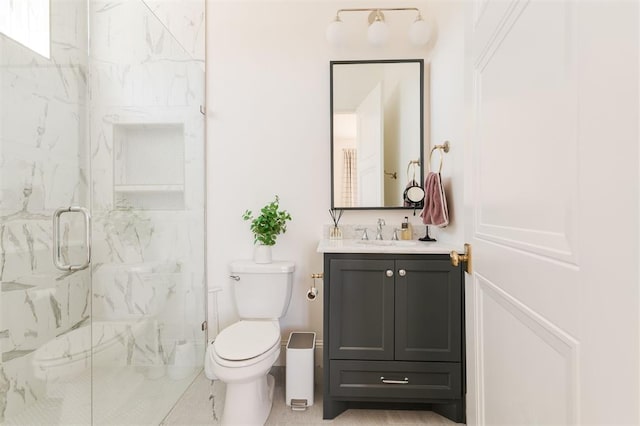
464, 1, 638, 425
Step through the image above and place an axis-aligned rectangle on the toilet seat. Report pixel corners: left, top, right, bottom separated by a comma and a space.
213, 320, 280, 362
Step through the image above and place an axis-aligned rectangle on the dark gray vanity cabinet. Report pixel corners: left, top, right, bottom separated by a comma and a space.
323, 253, 465, 423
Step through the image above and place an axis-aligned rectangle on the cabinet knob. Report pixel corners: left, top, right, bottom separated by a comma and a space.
398, 269, 407, 277
385, 269, 394, 277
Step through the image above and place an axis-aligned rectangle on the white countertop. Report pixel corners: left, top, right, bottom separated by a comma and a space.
317, 239, 459, 254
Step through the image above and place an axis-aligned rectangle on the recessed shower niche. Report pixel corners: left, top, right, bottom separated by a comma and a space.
113, 122, 185, 210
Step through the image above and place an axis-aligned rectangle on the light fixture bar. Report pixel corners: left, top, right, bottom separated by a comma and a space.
335, 7, 420, 18
330, 8, 422, 26
327, 7, 431, 47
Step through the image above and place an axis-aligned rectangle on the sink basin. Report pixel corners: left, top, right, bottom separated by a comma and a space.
317, 238, 454, 254
355, 240, 418, 247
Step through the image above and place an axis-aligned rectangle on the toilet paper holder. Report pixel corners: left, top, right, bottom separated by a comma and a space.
307, 273, 323, 301
307, 287, 318, 300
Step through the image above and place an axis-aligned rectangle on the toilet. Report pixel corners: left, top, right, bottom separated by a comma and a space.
205, 260, 295, 425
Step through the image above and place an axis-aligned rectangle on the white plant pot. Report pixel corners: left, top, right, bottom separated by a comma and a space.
253, 244, 273, 264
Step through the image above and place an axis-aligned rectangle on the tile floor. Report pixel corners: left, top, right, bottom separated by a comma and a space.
3, 366, 200, 426
161, 368, 461, 425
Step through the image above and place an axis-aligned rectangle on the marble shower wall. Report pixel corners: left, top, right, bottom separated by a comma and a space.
0, 0, 205, 421
0, 0, 90, 420
141, 0, 205, 68
89, 0, 205, 369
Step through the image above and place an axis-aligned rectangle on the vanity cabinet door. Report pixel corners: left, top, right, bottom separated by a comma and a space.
394, 259, 462, 362
329, 258, 395, 360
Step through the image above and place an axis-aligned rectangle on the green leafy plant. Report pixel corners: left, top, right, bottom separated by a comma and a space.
242, 195, 292, 246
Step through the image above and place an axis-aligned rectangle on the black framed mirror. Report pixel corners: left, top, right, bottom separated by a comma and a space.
330, 59, 424, 210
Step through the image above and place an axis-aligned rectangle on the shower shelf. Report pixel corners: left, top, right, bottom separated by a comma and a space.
114, 184, 185, 192
113, 122, 185, 210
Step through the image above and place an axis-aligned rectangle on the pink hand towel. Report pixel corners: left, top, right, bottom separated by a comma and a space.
420, 172, 449, 227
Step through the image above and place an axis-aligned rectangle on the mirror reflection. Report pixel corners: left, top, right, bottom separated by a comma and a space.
331, 59, 424, 209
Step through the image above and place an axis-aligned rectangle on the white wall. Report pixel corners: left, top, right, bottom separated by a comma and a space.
427, 1, 466, 245
205, 0, 466, 351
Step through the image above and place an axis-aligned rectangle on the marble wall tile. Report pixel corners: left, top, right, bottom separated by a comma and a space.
1, 0, 205, 421
0, 351, 46, 421
0, 267, 89, 420
0, 217, 88, 282
91, 1, 203, 108
89, 0, 205, 377
2, 269, 90, 353
1, 0, 90, 421
142, 0, 205, 67
0, 60, 88, 215
91, 262, 176, 320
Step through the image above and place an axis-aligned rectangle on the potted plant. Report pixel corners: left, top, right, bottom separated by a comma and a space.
242, 195, 292, 263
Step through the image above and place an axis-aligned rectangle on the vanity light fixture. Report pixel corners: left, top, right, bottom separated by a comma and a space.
326, 7, 431, 47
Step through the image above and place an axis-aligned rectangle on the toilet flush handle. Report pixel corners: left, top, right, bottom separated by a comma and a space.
229, 275, 240, 281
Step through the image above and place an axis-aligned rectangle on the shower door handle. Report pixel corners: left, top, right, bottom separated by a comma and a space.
53, 206, 91, 271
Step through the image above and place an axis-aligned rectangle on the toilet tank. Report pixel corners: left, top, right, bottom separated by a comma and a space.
229, 260, 295, 319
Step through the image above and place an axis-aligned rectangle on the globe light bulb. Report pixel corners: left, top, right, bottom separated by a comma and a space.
326, 18, 346, 46
367, 20, 389, 47
409, 15, 431, 47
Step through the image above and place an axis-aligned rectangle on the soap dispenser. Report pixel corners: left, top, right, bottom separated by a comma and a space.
401, 217, 413, 240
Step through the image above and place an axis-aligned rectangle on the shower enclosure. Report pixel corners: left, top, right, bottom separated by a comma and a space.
0, 1, 206, 424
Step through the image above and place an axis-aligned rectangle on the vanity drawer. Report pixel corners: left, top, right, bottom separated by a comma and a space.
329, 360, 461, 400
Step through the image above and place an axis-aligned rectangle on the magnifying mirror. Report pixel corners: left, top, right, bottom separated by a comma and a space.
405, 185, 425, 204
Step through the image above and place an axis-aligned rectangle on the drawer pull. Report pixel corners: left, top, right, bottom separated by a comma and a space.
380, 376, 409, 385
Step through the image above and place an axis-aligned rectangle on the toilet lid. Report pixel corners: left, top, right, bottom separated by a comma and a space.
214, 321, 280, 361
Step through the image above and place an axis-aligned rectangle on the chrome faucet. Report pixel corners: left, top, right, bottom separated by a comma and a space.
376, 219, 385, 240
355, 227, 369, 240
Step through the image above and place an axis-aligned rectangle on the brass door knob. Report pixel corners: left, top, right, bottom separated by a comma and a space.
450, 243, 472, 274
449, 251, 465, 267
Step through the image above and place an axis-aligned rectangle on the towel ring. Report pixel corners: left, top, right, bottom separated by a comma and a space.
429, 141, 450, 173
406, 162, 416, 182
406, 159, 421, 182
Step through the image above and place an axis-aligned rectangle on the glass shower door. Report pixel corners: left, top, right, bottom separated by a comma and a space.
1, 0, 205, 424
0, 0, 93, 424
88, 1, 206, 424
